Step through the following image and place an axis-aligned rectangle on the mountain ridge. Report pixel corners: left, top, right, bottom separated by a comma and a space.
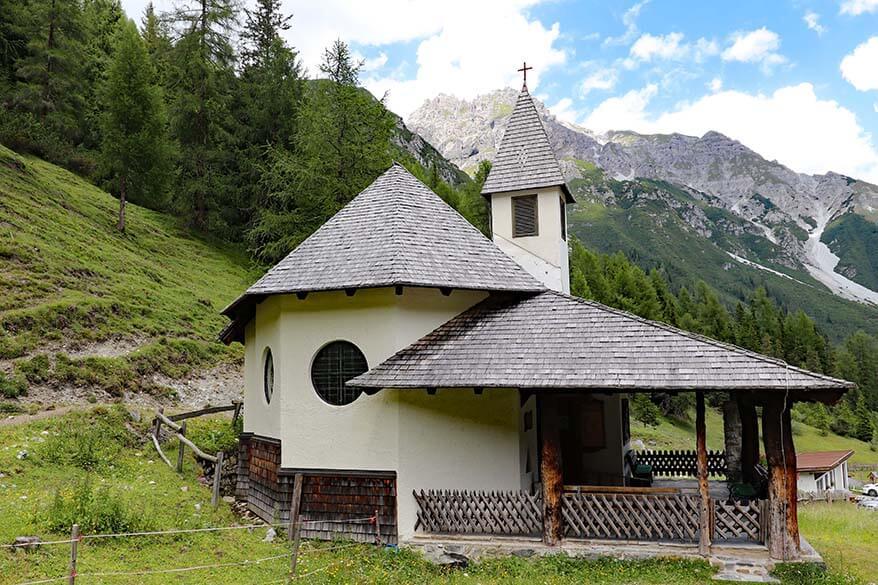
408, 88, 878, 310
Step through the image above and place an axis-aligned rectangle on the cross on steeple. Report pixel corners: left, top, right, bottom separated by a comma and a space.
517, 61, 533, 89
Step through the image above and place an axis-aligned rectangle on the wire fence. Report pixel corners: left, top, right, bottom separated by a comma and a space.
8, 513, 381, 585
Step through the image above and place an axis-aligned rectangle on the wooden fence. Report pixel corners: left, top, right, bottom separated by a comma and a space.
412, 489, 764, 545
635, 449, 728, 478
562, 492, 701, 541
150, 401, 242, 507
413, 490, 542, 536
713, 498, 765, 543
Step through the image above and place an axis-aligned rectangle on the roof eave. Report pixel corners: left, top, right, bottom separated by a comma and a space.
481, 181, 575, 204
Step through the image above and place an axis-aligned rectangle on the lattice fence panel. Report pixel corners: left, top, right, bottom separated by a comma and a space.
413, 490, 543, 535
562, 492, 701, 542
713, 499, 764, 543
635, 450, 727, 478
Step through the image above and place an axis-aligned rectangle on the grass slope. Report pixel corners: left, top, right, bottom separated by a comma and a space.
0, 144, 257, 397
0, 408, 863, 585
822, 212, 878, 292
632, 408, 878, 469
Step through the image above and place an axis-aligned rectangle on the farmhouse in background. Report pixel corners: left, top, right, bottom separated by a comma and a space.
220, 80, 853, 564
796, 450, 853, 495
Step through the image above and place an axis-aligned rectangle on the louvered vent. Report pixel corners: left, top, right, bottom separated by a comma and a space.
513, 195, 538, 237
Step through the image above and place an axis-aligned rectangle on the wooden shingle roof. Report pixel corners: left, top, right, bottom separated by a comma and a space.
481, 86, 574, 202
220, 164, 544, 342
349, 291, 854, 392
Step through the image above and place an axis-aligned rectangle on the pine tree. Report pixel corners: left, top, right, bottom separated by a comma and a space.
140, 2, 172, 88
12, 0, 87, 139
166, 0, 238, 231
100, 18, 170, 231
80, 0, 123, 148
247, 39, 393, 262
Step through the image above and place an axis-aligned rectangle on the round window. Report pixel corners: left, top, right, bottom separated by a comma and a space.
263, 348, 274, 404
311, 341, 368, 406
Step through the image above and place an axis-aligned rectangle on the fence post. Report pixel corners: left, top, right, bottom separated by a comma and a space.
289, 518, 301, 581
176, 421, 187, 473
211, 451, 224, 508
154, 407, 164, 438
232, 400, 243, 426
374, 508, 381, 546
67, 524, 80, 585
288, 473, 303, 541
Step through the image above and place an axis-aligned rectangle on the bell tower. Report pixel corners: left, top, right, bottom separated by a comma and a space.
481, 66, 574, 293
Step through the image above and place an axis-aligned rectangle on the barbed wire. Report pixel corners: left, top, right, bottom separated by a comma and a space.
4, 515, 376, 549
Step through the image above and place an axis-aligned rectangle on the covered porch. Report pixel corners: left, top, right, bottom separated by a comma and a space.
409, 389, 800, 560
348, 291, 854, 563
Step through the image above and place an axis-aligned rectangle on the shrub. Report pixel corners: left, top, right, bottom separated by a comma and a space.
185, 416, 242, 455
44, 477, 148, 534
37, 406, 137, 470
0, 371, 27, 398
631, 394, 662, 427
15, 354, 52, 384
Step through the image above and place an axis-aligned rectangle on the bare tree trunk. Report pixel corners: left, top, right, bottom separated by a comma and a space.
762, 397, 799, 560
540, 396, 563, 546
696, 391, 712, 556
117, 175, 126, 232
723, 398, 743, 484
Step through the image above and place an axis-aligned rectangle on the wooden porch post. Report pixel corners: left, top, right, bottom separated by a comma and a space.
738, 394, 759, 485
540, 396, 564, 546
695, 391, 712, 556
761, 396, 799, 560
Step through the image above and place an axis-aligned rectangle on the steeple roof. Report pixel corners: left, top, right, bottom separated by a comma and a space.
481, 87, 573, 202
220, 164, 544, 343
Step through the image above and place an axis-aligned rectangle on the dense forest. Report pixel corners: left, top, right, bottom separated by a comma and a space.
2, 0, 878, 441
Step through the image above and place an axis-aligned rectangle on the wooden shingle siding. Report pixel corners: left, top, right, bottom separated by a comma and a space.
512, 195, 538, 237
237, 435, 398, 544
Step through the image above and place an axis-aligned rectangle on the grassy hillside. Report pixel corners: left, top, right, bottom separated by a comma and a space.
823, 212, 878, 292
0, 144, 258, 399
568, 170, 878, 341
632, 407, 878, 470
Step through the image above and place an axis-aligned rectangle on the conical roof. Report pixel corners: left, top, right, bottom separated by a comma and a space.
481, 87, 573, 202
221, 164, 544, 342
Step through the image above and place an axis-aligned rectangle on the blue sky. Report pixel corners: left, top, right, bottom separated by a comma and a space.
120, 0, 878, 181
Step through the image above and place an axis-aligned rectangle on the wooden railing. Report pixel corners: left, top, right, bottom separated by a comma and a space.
635, 449, 727, 478
150, 401, 242, 507
562, 491, 700, 541
413, 490, 542, 536
412, 488, 765, 545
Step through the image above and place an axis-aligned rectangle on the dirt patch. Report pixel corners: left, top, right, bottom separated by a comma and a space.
150, 361, 243, 409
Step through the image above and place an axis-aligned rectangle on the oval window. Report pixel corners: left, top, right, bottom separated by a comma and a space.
311, 341, 368, 406
263, 348, 274, 404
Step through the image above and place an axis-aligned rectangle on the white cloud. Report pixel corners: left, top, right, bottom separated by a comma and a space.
604, 0, 650, 46
722, 28, 786, 72
628, 32, 718, 65
841, 37, 878, 91
630, 32, 687, 62
583, 83, 878, 183
803, 11, 826, 35
547, 98, 580, 124
362, 52, 388, 72
840, 0, 878, 15
580, 68, 619, 95
708, 77, 723, 92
